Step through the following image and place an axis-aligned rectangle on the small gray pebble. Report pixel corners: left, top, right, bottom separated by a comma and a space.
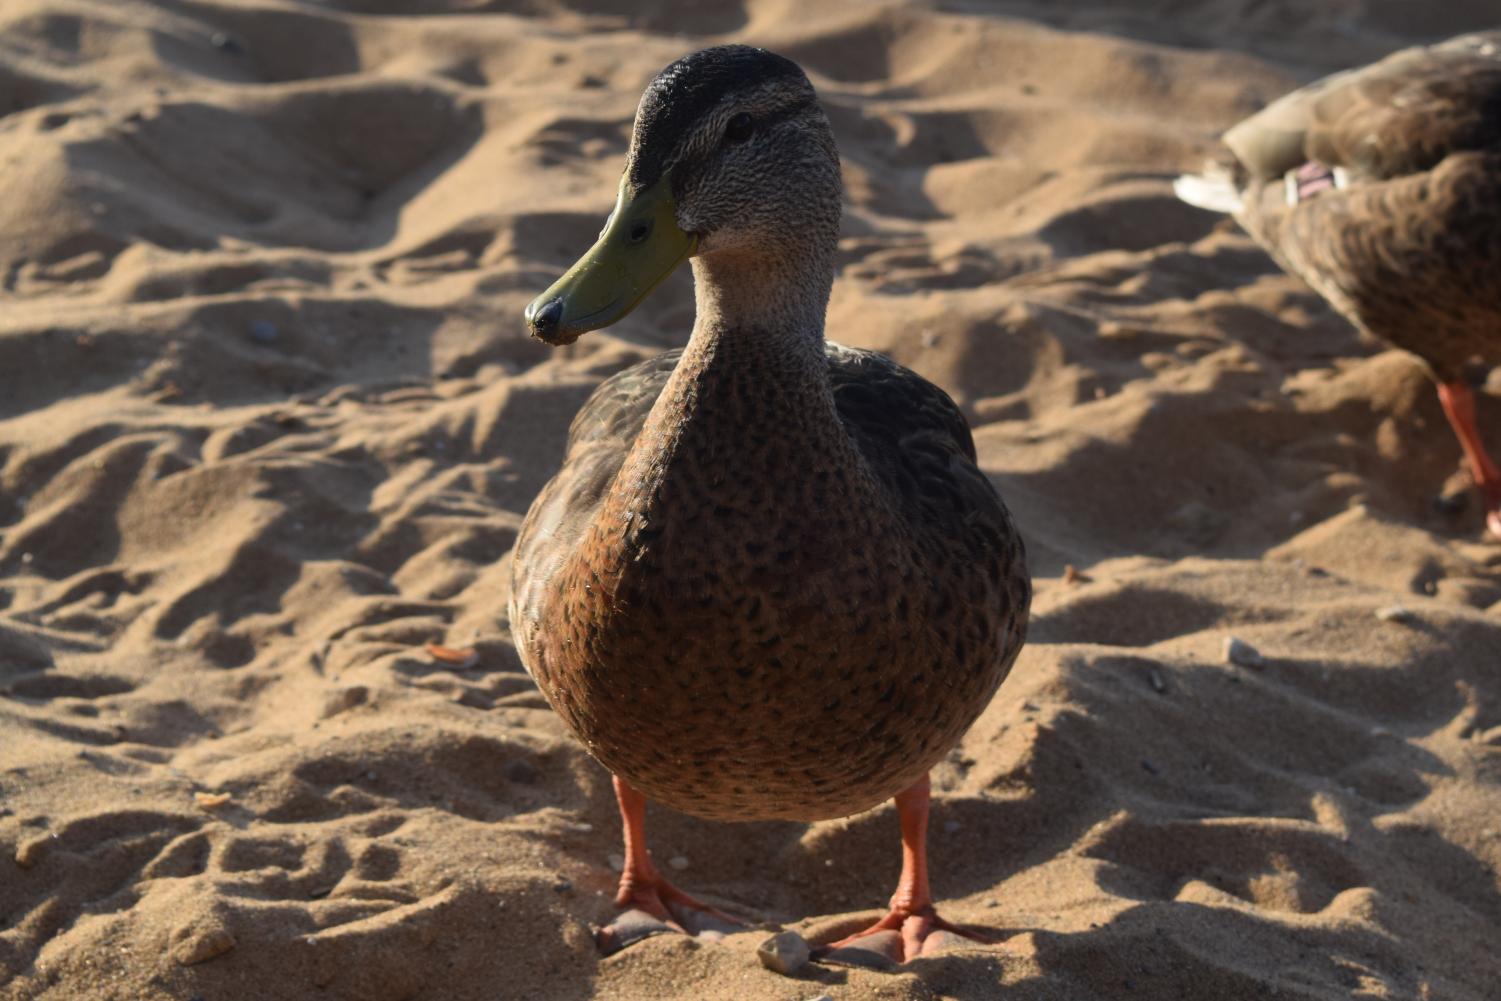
1223, 636, 1265, 669
1375, 604, 1413, 624
756, 929, 811, 976
249, 320, 279, 344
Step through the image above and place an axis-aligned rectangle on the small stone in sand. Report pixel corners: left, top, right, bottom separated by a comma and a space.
1223, 636, 1265, 669
756, 930, 811, 976
248, 319, 279, 344
1375, 604, 1413, 624
194, 791, 232, 810
608, 852, 625, 872
1148, 667, 1166, 693
172, 925, 236, 966
668, 855, 689, 871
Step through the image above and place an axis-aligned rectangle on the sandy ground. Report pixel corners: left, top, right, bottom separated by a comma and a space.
2, 1, 1501, 999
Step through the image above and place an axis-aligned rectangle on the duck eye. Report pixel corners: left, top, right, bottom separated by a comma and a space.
724, 112, 754, 144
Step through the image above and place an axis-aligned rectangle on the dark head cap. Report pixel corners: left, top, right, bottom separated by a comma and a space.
626, 45, 811, 190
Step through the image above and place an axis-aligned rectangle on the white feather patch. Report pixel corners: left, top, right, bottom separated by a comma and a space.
1173, 173, 1243, 213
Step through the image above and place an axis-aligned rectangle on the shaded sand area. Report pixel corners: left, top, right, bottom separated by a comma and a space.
3, 1, 1501, 998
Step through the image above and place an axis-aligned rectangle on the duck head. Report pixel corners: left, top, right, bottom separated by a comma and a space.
525, 45, 840, 345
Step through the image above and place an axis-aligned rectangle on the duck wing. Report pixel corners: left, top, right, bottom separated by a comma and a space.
1225, 32, 1501, 184
825, 340, 975, 454
509, 350, 681, 655
825, 342, 1017, 558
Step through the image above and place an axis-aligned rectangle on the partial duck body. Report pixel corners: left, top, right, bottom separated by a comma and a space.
1177, 32, 1501, 533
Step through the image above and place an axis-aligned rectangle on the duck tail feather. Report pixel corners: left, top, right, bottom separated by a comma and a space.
1173, 169, 1243, 214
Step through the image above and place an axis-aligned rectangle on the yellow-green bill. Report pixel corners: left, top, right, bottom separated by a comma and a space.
525, 177, 697, 345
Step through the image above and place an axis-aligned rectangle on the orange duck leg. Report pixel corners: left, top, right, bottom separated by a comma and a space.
596, 776, 743, 954
1438, 381, 1501, 537
817, 773, 996, 967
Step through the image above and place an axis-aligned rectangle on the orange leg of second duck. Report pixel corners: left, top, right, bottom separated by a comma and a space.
1438, 381, 1501, 537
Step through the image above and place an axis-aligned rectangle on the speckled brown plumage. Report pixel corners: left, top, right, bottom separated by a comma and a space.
1209, 31, 1501, 381
509, 45, 1029, 827
512, 335, 1027, 822
511, 47, 1029, 958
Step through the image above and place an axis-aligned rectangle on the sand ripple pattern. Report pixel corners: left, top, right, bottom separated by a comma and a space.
1, 1, 1499, 999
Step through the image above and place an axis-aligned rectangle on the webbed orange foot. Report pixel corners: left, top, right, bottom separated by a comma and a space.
817, 905, 993, 968
813, 773, 1000, 968
596, 775, 746, 955
597, 873, 743, 954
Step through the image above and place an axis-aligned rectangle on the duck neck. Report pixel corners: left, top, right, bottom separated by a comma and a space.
688, 246, 833, 364
602, 242, 870, 544
661, 245, 838, 447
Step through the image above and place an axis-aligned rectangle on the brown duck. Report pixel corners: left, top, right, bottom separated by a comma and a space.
509, 45, 1030, 964
1176, 32, 1501, 534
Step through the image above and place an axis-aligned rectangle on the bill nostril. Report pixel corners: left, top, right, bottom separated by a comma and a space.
628, 219, 652, 244
527, 298, 564, 338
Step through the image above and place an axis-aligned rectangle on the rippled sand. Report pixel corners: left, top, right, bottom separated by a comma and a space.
2, 2, 1499, 999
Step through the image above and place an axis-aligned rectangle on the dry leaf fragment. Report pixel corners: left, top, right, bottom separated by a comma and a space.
425, 642, 478, 668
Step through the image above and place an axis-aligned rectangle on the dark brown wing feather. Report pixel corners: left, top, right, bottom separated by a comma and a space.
822, 342, 1016, 557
